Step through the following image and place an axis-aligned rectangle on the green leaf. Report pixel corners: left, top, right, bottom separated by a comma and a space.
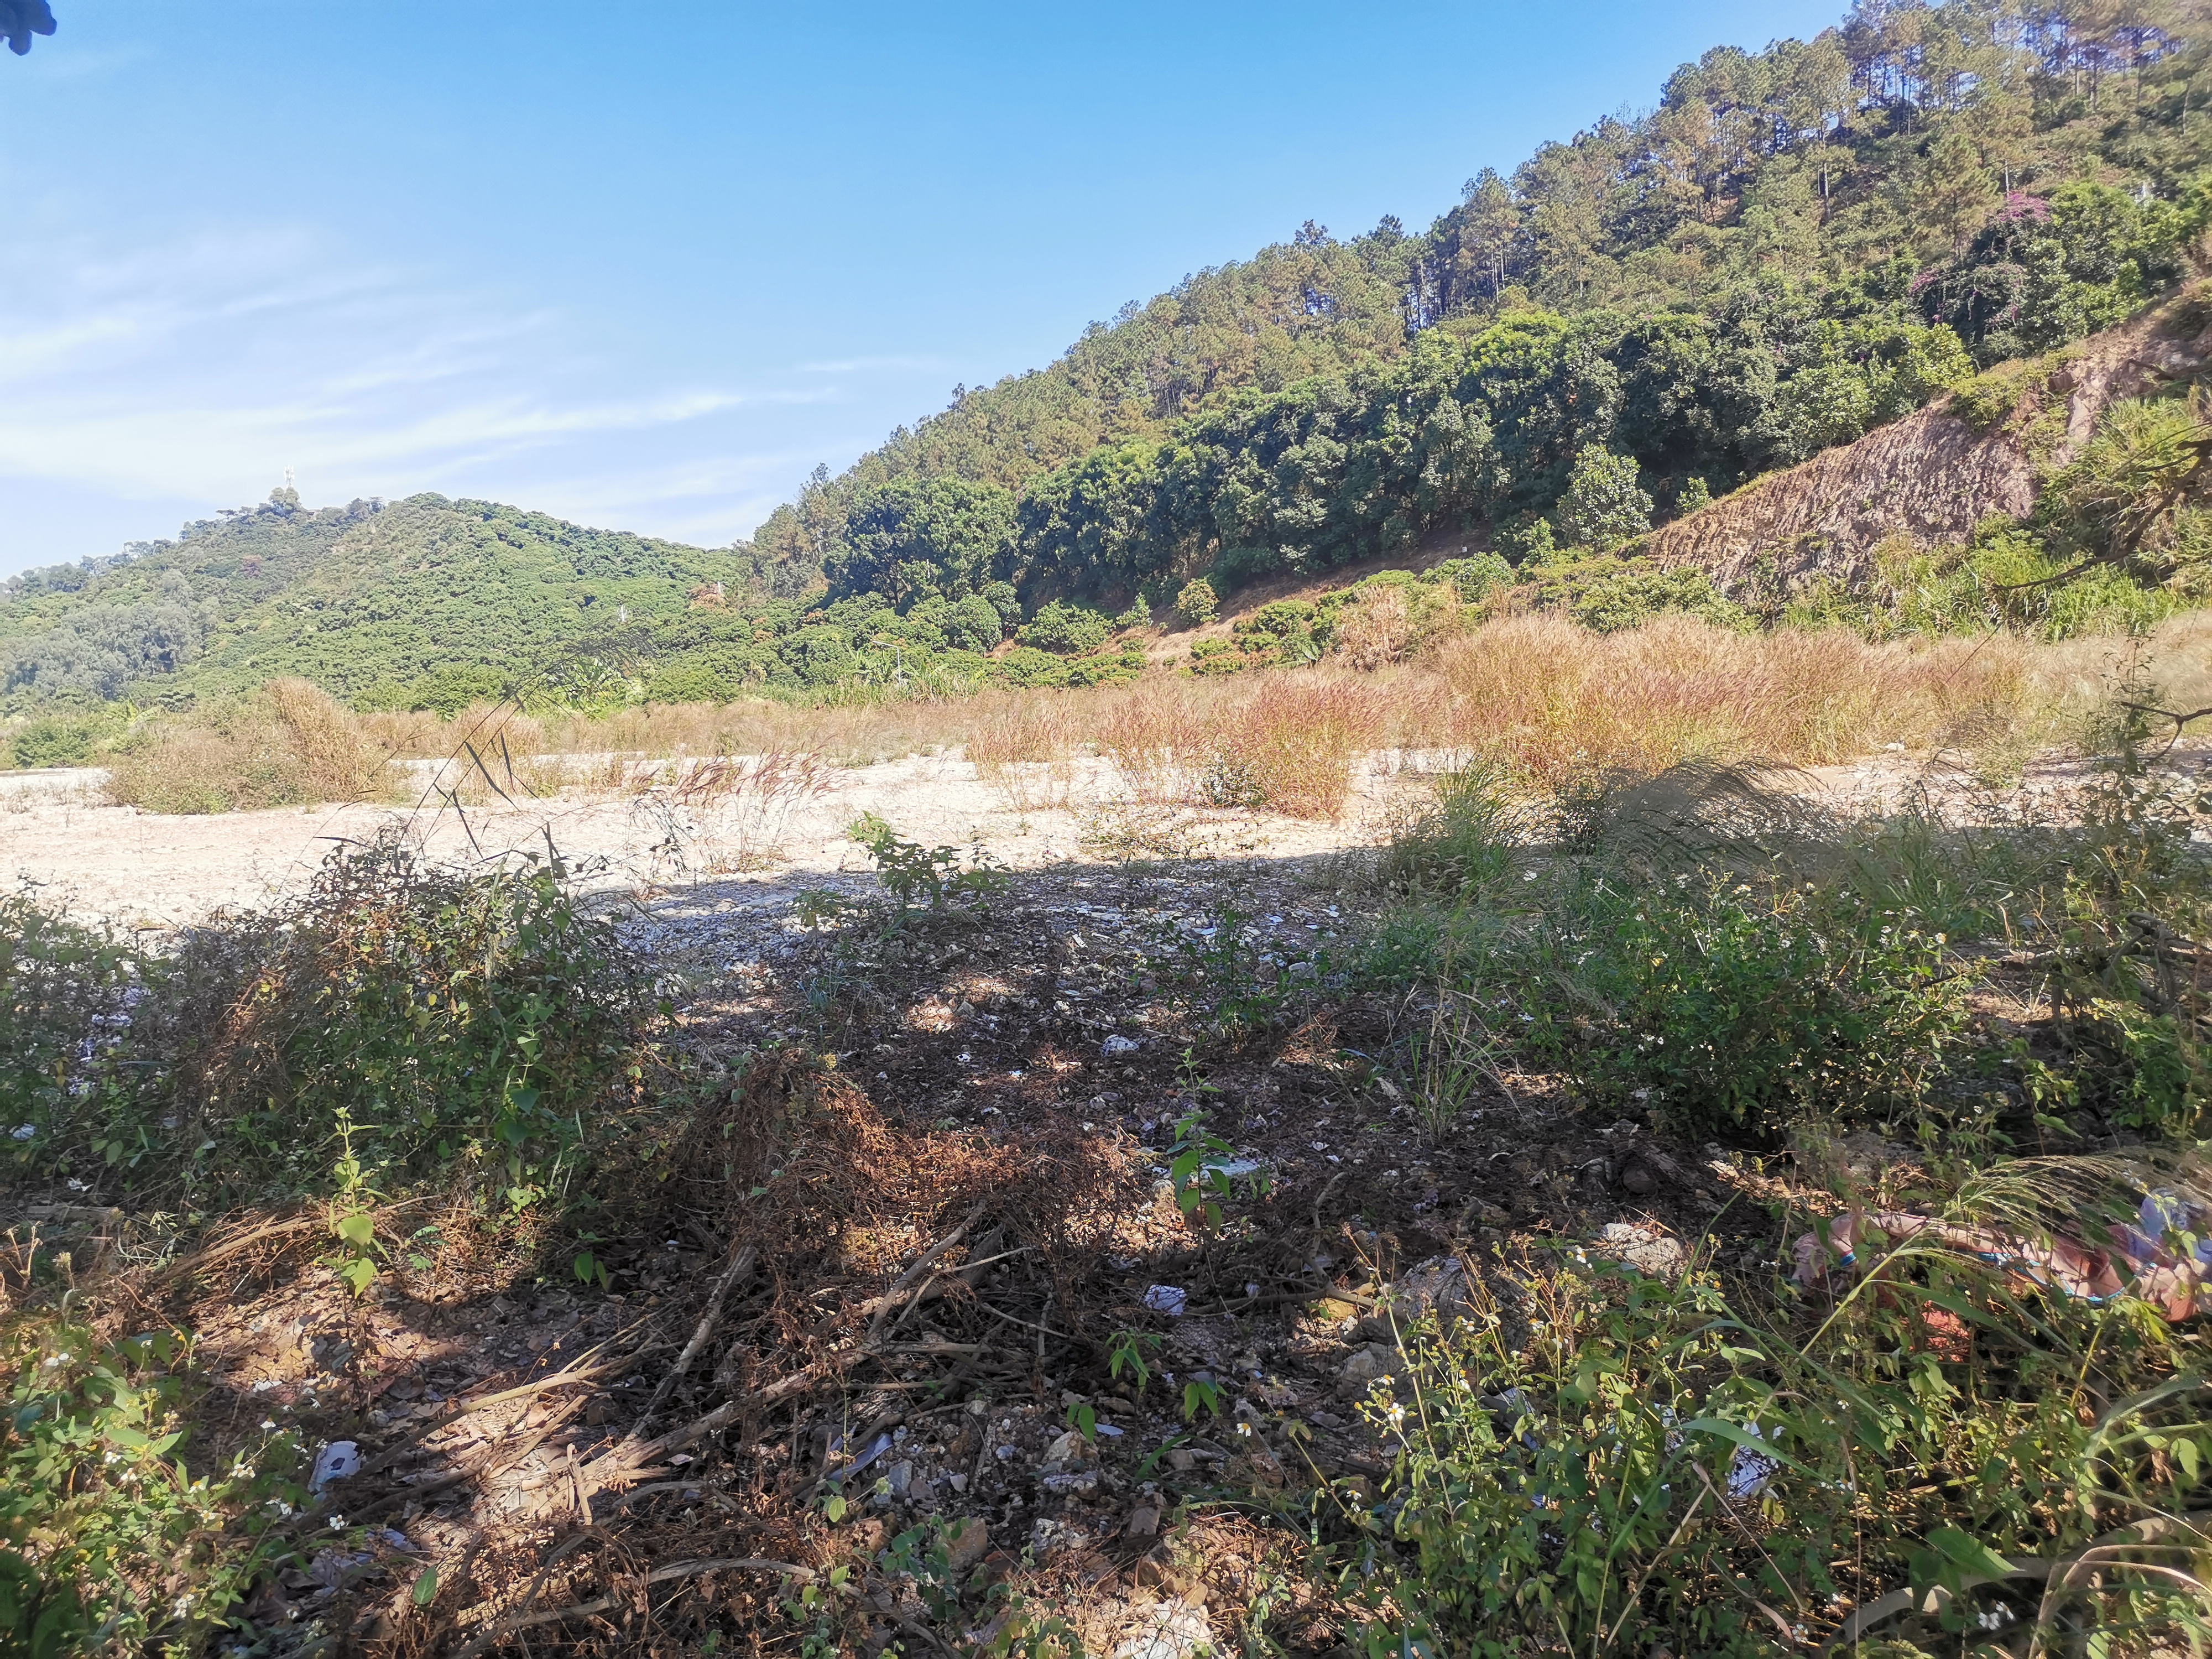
1927, 1525, 2016, 1580
412, 1566, 439, 1607
334, 1213, 375, 1248
825, 1494, 847, 1523
338, 1257, 378, 1296
1676, 1418, 1807, 1475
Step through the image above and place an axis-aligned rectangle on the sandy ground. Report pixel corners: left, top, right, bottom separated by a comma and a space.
0, 754, 1419, 928
8, 740, 2202, 930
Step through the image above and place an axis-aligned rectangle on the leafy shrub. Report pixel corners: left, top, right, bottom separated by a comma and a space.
0, 893, 147, 1171
0, 1318, 283, 1651
6, 717, 97, 770
1555, 444, 1652, 552
1174, 579, 1218, 627
1566, 562, 1750, 634
847, 812, 1004, 924
1335, 1212, 2210, 1656
1486, 879, 1964, 1144
1016, 601, 1112, 655
9, 837, 650, 1209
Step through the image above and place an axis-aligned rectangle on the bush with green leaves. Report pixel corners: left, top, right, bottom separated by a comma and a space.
4, 717, 98, 770
846, 812, 1005, 926
1555, 444, 1653, 552
6, 837, 650, 1212
0, 890, 148, 1172
1016, 600, 1113, 655
1329, 1190, 2212, 1657
1174, 578, 1218, 627
0, 1318, 286, 1652
1538, 878, 1965, 1143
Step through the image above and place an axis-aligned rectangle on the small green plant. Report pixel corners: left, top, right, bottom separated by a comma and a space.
1163, 1096, 1267, 1229
1, 1318, 288, 1650
1181, 1376, 1224, 1423
1145, 906, 1305, 1037
1108, 1329, 1161, 1396
847, 812, 1004, 922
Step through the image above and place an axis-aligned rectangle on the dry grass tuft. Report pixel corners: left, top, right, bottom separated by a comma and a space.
1430, 614, 2035, 779
1203, 675, 1392, 819
106, 679, 399, 814
966, 692, 1079, 811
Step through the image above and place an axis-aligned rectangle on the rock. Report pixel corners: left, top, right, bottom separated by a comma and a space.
1335, 1343, 1401, 1398
1042, 1430, 1092, 1469
1127, 1503, 1161, 1538
885, 1459, 915, 1499
849, 1516, 889, 1553
1166, 1448, 1196, 1471
943, 1517, 990, 1574
1115, 1592, 1213, 1658
1596, 1221, 1688, 1279
1614, 1145, 1683, 1196
1358, 1255, 1475, 1344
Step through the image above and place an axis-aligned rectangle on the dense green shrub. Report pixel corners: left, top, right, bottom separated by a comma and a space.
1555, 444, 1653, 552
0, 1319, 284, 1652
6, 838, 650, 1208
1016, 601, 1112, 655
0, 892, 147, 1168
1562, 881, 1965, 1142
6, 717, 97, 770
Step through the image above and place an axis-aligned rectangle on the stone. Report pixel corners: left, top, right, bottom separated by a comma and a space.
1615, 1146, 1683, 1196
1335, 1342, 1401, 1397
1042, 1430, 1091, 1469
1358, 1256, 1477, 1344
1127, 1503, 1161, 1538
942, 1517, 990, 1574
849, 1516, 889, 1553
1595, 1221, 1688, 1279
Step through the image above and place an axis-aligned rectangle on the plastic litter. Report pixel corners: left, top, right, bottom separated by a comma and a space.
1102, 1035, 1142, 1057
310, 1441, 361, 1493
1725, 1426, 1782, 1499
824, 1432, 894, 1486
1141, 1285, 1188, 1316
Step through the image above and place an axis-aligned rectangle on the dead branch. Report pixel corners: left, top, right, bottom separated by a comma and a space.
858, 1198, 991, 1344
623, 1242, 757, 1442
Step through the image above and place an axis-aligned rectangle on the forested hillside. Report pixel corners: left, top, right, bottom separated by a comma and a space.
0, 492, 737, 714
749, 0, 2212, 609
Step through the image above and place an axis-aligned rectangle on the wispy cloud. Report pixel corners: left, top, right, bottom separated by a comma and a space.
0, 213, 961, 567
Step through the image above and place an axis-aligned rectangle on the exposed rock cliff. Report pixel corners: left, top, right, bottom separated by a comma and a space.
1647, 293, 2212, 593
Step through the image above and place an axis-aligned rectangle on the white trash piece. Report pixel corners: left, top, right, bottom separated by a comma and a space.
311, 1441, 361, 1493
1102, 1035, 1142, 1057
1141, 1285, 1188, 1316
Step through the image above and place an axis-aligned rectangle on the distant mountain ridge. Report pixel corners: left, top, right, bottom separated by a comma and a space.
0, 493, 735, 713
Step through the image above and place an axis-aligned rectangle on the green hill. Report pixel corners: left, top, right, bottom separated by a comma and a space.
0, 492, 740, 715
746, 0, 2212, 608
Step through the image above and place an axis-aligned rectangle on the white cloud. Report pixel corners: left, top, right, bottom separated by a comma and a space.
0, 219, 853, 554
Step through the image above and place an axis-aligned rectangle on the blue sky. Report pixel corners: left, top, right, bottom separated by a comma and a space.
0, 0, 1845, 576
